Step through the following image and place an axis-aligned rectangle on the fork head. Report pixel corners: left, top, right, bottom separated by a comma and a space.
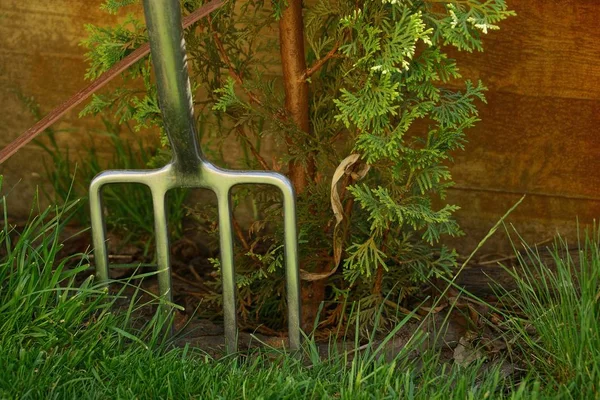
89, 162, 302, 353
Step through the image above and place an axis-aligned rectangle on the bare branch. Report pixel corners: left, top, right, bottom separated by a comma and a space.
302, 42, 341, 81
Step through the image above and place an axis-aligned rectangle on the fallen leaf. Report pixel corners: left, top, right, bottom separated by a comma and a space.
453, 332, 484, 367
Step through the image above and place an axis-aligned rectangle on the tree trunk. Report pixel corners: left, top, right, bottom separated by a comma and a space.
278, 0, 322, 332
278, 0, 314, 192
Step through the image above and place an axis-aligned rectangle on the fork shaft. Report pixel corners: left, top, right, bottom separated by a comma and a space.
143, 0, 203, 173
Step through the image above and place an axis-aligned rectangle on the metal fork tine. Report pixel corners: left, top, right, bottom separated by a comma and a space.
89, 179, 109, 284
152, 189, 173, 319
279, 183, 301, 350
216, 188, 238, 353
224, 173, 301, 350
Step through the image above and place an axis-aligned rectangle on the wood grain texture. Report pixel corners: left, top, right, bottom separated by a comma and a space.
0, 0, 598, 254
441, 0, 600, 251
451, 92, 600, 199
445, 0, 600, 100
0, 1, 128, 214
443, 188, 600, 254
0, 0, 224, 165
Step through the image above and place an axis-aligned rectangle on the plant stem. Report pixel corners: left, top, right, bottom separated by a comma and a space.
373, 266, 384, 295
235, 126, 270, 170
232, 215, 250, 251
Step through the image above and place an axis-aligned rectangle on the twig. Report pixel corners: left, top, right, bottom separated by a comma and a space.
182, 290, 206, 300
301, 41, 341, 81
328, 130, 345, 144
172, 270, 212, 293
187, 264, 203, 283
232, 215, 250, 251
0, 0, 225, 164
235, 126, 270, 170
208, 16, 263, 106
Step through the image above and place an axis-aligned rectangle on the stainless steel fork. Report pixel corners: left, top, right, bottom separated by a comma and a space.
89, 0, 301, 353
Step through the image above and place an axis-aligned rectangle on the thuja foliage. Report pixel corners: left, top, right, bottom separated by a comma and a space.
80, 0, 513, 331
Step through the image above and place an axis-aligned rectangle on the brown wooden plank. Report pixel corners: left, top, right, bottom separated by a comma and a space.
443, 188, 600, 254
447, 0, 600, 100
450, 91, 600, 199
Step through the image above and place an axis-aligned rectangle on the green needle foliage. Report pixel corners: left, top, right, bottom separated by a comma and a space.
77, 0, 514, 330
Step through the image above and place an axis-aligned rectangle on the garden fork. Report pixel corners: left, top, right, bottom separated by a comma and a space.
89, 0, 301, 353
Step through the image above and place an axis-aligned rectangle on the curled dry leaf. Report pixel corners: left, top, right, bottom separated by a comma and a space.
299, 154, 370, 281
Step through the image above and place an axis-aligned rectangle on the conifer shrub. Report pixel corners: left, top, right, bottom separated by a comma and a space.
79, 0, 513, 331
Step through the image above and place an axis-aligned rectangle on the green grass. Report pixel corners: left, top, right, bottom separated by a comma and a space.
1, 183, 599, 398
495, 224, 600, 398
